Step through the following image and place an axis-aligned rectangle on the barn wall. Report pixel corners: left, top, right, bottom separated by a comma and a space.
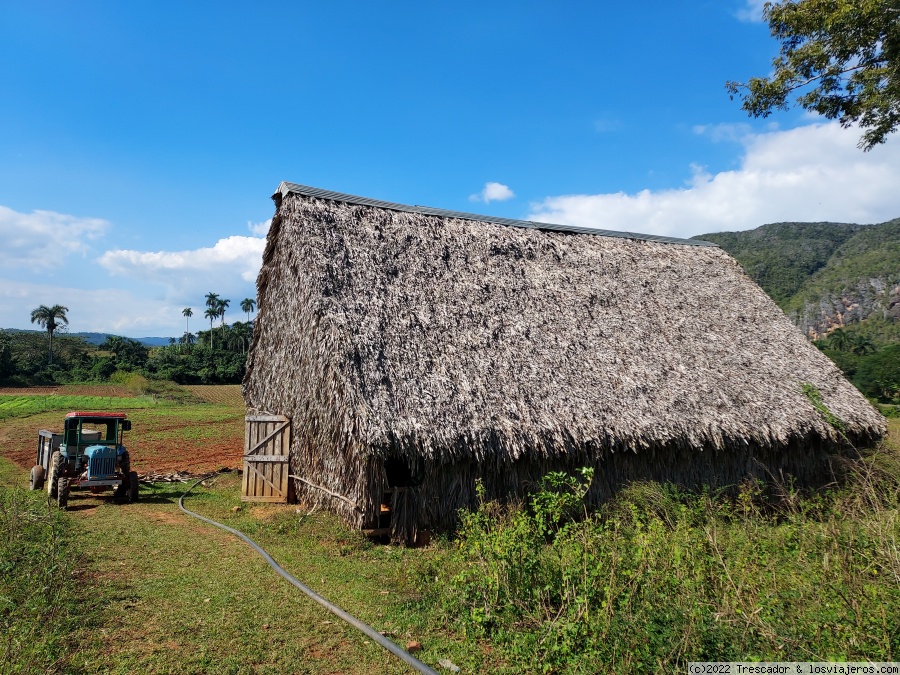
412, 436, 844, 532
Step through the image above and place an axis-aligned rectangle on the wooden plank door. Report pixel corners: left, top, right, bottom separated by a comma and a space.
242, 414, 292, 502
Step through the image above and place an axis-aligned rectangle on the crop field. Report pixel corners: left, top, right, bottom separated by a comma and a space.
0, 388, 244, 475
0, 394, 156, 421
182, 384, 245, 407
0, 384, 137, 397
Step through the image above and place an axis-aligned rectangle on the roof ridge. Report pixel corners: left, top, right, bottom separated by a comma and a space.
274, 181, 718, 248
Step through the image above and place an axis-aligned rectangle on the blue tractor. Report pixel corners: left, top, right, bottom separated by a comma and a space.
30, 412, 138, 509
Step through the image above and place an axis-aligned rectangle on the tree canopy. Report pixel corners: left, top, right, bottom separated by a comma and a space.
727, 0, 900, 150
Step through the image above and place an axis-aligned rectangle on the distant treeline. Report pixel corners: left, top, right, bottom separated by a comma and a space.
0, 323, 251, 386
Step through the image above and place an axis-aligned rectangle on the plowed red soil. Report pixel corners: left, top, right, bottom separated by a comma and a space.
0, 388, 244, 476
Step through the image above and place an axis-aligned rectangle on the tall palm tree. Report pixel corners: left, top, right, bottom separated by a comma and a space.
182, 307, 193, 335
852, 335, 877, 356
30, 304, 69, 365
204, 307, 218, 350
204, 292, 219, 310
216, 298, 230, 348
240, 298, 256, 323
231, 321, 252, 354
217, 298, 230, 327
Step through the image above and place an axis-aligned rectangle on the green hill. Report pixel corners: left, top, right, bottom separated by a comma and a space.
697, 221, 867, 305
696, 218, 900, 341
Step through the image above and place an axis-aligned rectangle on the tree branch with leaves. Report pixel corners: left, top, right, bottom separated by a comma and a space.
727, 0, 900, 150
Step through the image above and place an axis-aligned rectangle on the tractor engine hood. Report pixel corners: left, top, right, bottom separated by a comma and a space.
83, 445, 121, 481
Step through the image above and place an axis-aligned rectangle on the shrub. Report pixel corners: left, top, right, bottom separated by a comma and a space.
422, 455, 900, 672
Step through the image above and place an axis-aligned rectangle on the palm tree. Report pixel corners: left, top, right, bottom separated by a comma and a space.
204, 307, 218, 350
30, 304, 69, 365
240, 298, 256, 323
204, 292, 219, 310
180, 331, 195, 347
168, 337, 177, 347
217, 298, 230, 327
852, 335, 877, 356
216, 298, 230, 348
826, 328, 852, 352
231, 321, 253, 354
182, 307, 193, 334
181, 308, 193, 352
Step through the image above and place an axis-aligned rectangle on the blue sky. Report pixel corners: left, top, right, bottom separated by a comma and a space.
2, 0, 900, 337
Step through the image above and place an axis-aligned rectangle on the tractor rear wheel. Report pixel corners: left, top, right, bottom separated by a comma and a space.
127, 471, 139, 503
46, 452, 62, 499
57, 477, 70, 510
30, 465, 45, 490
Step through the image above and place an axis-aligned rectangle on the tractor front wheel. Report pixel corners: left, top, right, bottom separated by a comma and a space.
57, 477, 70, 510
119, 450, 130, 476
127, 471, 139, 503
30, 465, 45, 490
46, 452, 62, 499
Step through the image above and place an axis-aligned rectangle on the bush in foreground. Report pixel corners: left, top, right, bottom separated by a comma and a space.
417, 442, 900, 673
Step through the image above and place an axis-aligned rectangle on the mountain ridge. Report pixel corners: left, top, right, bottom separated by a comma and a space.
0, 329, 172, 347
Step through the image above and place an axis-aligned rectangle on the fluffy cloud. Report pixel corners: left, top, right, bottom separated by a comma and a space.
248, 218, 271, 236
470, 182, 516, 203
99, 235, 266, 302
0, 206, 109, 268
528, 122, 900, 239
0, 278, 174, 336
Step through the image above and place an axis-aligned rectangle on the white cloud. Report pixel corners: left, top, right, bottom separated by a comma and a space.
0, 278, 174, 336
736, 0, 767, 22
470, 182, 516, 203
99, 235, 266, 302
1, 239, 263, 334
248, 218, 271, 236
0, 206, 109, 268
528, 122, 900, 239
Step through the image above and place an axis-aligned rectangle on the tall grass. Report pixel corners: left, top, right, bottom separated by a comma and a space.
417, 438, 900, 673
0, 485, 101, 673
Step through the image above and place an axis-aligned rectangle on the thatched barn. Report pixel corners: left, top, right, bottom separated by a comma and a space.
243, 182, 885, 542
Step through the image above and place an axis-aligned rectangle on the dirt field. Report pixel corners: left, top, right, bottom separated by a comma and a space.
181, 384, 245, 407
0, 385, 245, 475
0, 385, 137, 397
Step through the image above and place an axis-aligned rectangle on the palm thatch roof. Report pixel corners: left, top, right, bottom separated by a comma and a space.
244, 183, 885, 476
244, 183, 887, 539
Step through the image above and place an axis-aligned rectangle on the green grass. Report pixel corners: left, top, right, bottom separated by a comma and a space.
3, 395, 899, 673
0, 459, 466, 674
0, 394, 159, 421
0, 460, 106, 674
76, 473, 469, 675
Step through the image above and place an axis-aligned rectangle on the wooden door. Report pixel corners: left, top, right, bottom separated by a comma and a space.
242, 414, 292, 502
